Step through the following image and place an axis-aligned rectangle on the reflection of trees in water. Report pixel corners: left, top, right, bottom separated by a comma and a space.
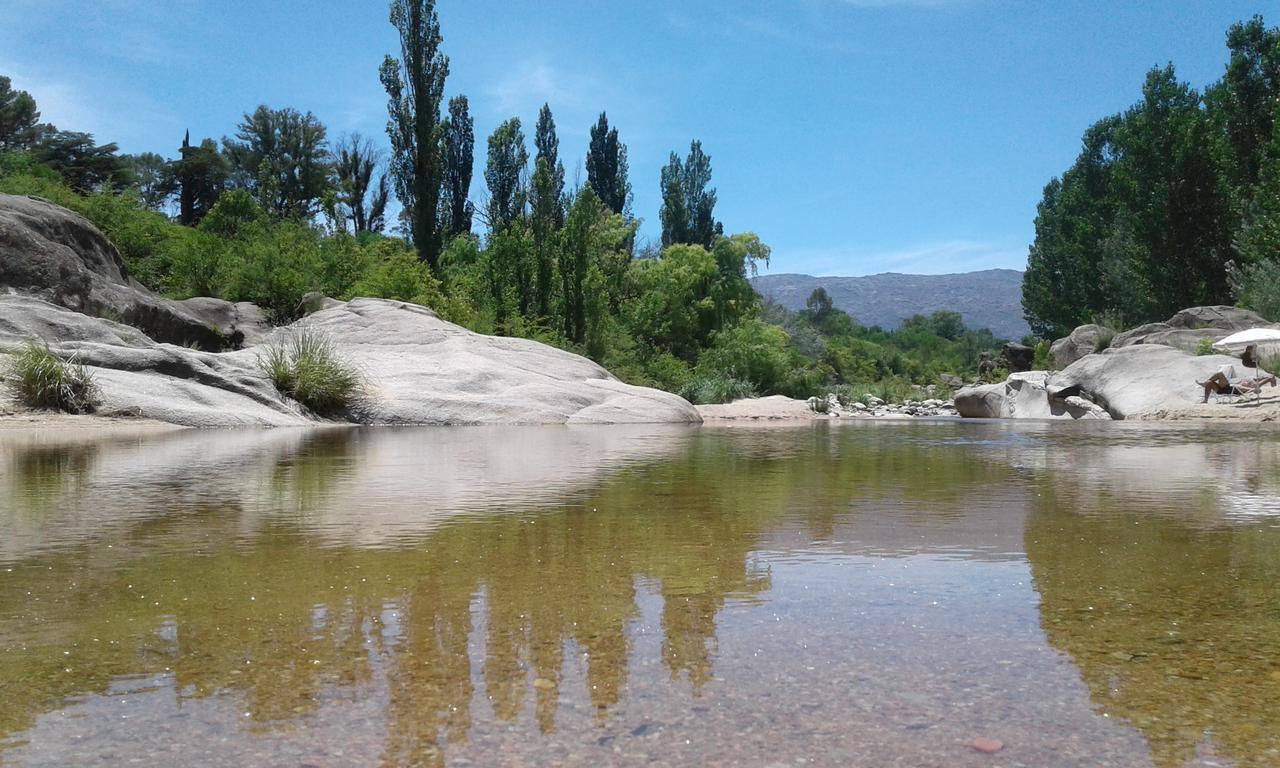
0, 424, 1011, 763
5, 442, 98, 518
1026, 482, 1280, 768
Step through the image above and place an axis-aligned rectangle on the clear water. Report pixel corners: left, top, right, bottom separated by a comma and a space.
0, 421, 1277, 767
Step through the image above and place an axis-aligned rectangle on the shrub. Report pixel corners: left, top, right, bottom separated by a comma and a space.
259, 329, 364, 415
1195, 337, 1216, 356
1032, 339, 1052, 370
2, 341, 99, 413
678, 375, 758, 405
834, 378, 918, 406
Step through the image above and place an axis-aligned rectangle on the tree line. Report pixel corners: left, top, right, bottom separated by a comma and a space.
0, 0, 1004, 402
1022, 15, 1280, 338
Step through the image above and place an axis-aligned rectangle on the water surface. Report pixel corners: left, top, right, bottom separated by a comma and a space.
1, 422, 1278, 767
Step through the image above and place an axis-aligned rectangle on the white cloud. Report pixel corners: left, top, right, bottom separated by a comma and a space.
483, 62, 599, 118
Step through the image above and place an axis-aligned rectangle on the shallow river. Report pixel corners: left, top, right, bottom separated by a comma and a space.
0, 421, 1278, 767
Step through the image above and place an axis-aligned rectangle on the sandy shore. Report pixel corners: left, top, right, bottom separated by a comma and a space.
1137, 389, 1280, 421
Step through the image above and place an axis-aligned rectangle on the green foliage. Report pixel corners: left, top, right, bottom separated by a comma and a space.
1195, 337, 1216, 356
0, 76, 42, 151
1228, 258, 1280, 321
259, 329, 364, 415
586, 112, 630, 215
3, 341, 99, 413
1022, 16, 1279, 338
678, 375, 758, 406
382, 0, 450, 268
1032, 339, 1052, 370
695, 319, 793, 395
223, 105, 330, 220
484, 118, 528, 231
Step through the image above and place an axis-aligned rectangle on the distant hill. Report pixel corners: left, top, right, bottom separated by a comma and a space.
752, 269, 1028, 340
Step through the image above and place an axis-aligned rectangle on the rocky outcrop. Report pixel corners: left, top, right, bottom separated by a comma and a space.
0, 295, 701, 427
1001, 342, 1034, 373
1049, 324, 1110, 369
1109, 306, 1275, 354
0, 193, 259, 349
955, 372, 1111, 420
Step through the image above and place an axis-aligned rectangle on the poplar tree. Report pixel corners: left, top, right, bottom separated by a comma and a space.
484, 118, 528, 231
333, 133, 390, 233
586, 112, 630, 215
442, 95, 474, 238
530, 103, 565, 316
381, 0, 450, 268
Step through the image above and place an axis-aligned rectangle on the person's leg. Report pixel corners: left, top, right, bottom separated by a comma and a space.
1199, 372, 1230, 403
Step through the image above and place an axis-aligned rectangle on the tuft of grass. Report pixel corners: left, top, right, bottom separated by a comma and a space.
678, 375, 758, 405
2, 341, 99, 413
1259, 353, 1280, 376
258, 329, 364, 415
1195, 337, 1216, 356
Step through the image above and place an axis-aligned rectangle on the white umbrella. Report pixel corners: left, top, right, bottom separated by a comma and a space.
1213, 327, 1280, 348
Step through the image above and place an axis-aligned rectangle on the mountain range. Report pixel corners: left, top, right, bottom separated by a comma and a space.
751, 269, 1028, 340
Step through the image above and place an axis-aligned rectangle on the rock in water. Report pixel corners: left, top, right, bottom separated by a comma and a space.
970, 737, 1004, 754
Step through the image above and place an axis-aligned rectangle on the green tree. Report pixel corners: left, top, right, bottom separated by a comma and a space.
530, 104, 565, 318
382, 0, 450, 268
484, 118, 528, 231
168, 132, 229, 227
660, 141, 722, 248
332, 133, 389, 234
0, 75, 42, 150
441, 95, 474, 238
1209, 16, 1280, 193
125, 151, 170, 211
223, 105, 331, 220
586, 113, 630, 215
32, 131, 133, 193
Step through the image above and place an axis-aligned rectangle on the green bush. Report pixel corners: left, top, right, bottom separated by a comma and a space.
259, 329, 364, 415
1032, 339, 1052, 369
1195, 337, 1216, 356
2, 341, 99, 413
678, 375, 758, 405
833, 378, 919, 406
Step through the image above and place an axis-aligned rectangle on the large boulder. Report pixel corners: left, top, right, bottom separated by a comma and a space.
0, 193, 256, 349
231, 298, 701, 425
1049, 345, 1255, 419
0, 295, 702, 427
1049, 324, 1110, 369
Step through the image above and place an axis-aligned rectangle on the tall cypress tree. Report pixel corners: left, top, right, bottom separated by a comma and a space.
659, 153, 688, 247
660, 141, 721, 249
442, 95, 474, 238
381, 0, 450, 269
533, 103, 565, 227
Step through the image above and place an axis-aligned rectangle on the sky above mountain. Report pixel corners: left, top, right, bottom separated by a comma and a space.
0, 0, 1267, 275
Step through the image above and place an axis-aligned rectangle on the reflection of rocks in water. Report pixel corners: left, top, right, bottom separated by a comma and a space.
1026, 503, 1280, 768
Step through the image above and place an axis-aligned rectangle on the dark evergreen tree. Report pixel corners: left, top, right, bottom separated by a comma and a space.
441, 95, 474, 238
32, 130, 133, 193
659, 153, 689, 247
382, 0, 450, 268
660, 141, 721, 249
533, 103, 565, 227
168, 132, 229, 227
332, 133, 390, 233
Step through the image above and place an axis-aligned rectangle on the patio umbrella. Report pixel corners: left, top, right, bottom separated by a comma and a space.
1213, 328, 1280, 363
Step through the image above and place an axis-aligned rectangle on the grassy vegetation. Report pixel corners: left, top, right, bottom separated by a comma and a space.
2, 341, 99, 413
259, 329, 364, 415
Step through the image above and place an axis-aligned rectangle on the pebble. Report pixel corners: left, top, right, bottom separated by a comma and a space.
970, 737, 1004, 754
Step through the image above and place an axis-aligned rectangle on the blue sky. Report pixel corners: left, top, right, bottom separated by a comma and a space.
0, 0, 1269, 276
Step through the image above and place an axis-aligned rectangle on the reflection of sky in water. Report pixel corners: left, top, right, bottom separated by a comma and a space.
0, 422, 1278, 767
